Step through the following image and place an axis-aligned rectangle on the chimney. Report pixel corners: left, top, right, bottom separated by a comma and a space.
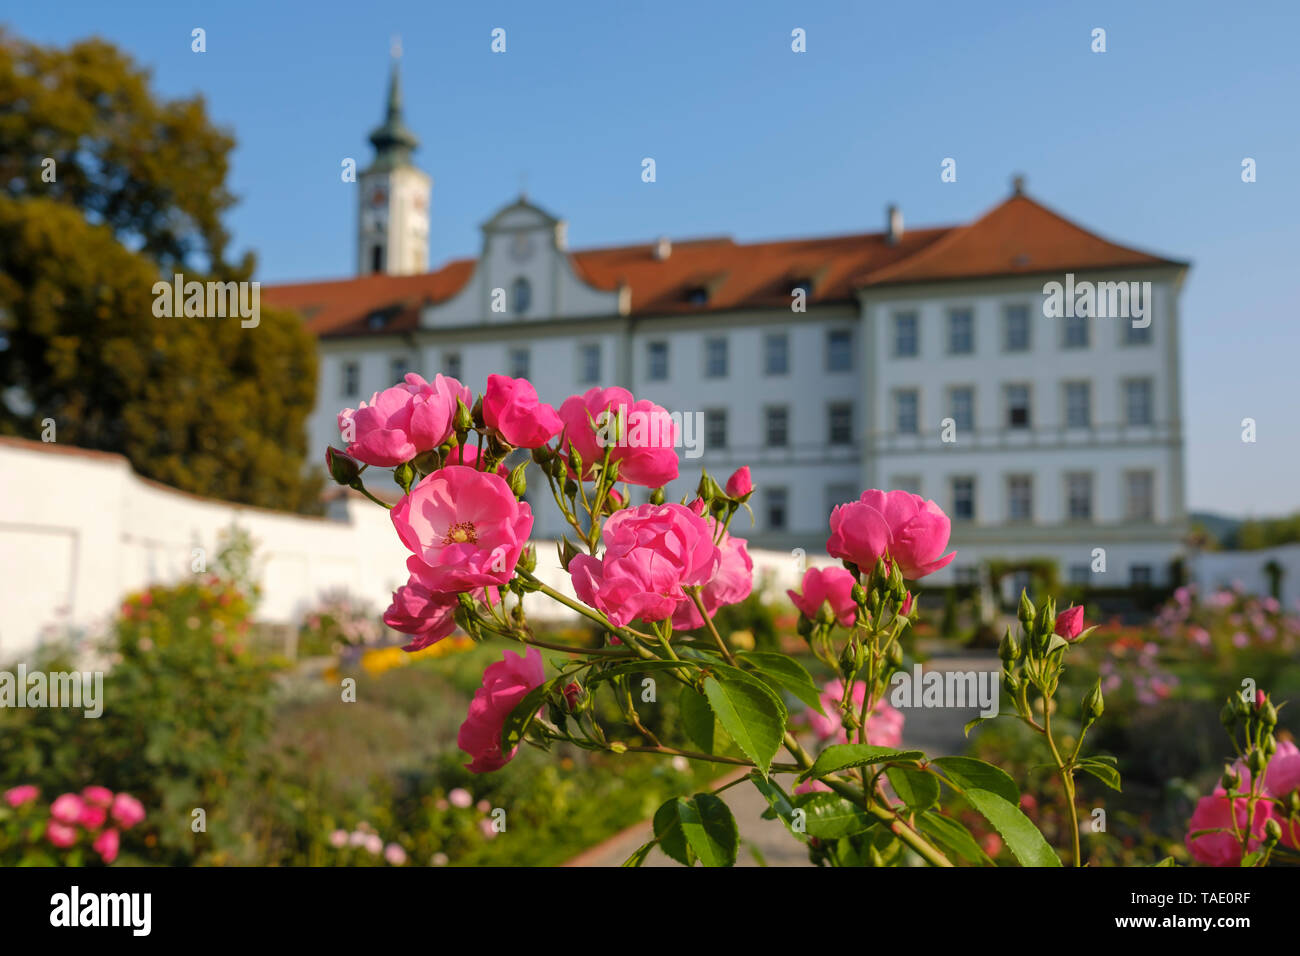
653, 236, 672, 260
886, 204, 904, 245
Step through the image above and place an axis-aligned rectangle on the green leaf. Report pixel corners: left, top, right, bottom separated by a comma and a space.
963, 715, 988, 737
797, 743, 923, 782
749, 772, 808, 842
1076, 757, 1123, 792
792, 792, 873, 839
702, 674, 786, 776
652, 799, 694, 866
621, 840, 656, 867
933, 756, 1020, 805
586, 659, 701, 685
736, 651, 825, 714
1151, 856, 1178, 867
675, 793, 738, 867
498, 677, 557, 753
886, 765, 940, 810
962, 789, 1061, 867
917, 811, 994, 866
679, 687, 718, 754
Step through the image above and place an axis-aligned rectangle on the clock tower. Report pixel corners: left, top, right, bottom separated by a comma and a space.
357, 50, 431, 276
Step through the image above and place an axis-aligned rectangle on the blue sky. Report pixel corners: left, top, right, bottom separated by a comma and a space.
7, 0, 1299, 517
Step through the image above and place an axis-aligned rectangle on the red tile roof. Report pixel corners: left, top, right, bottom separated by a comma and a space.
263, 193, 1183, 339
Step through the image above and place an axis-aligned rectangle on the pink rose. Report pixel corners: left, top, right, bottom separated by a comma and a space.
483, 374, 563, 448
725, 466, 753, 499
445, 442, 507, 475
557, 386, 679, 487
672, 526, 753, 630
3, 785, 39, 808
1186, 791, 1276, 866
110, 792, 146, 829
570, 504, 719, 627
808, 679, 905, 747
383, 574, 460, 652
384, 843, 407, 865
827, 490, 955, 580
50, 793, 85, 825
81, 785, 114, 808
1054, 606, 1085, 641
338, 373, 471, 467
78, 803, 108, 830
392, 466, 534, 593
457, 648, 546, 773
448, 787, 473, 809
46, 821, 78, 849
329, 829, 348, 848
788, 567, 858, 627
92, 828, 120, 864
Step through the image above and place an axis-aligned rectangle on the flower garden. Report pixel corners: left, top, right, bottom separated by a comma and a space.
3, 371, 1298, 867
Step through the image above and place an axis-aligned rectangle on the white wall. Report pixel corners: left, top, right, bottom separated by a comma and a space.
1189, 545, 1300, 610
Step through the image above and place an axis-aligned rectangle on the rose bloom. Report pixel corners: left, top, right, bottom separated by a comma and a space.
458, 648, 546, 773
46, 821, 78, 849
4, 785, 39, 808
808, 679, 905, 747
338, 373, 471, 467
49, 793, 85, 825
382, 574, 460, 652
81, 785, 114, 808
788, 566, 858, 627
482, 374, 563, 448
1055, 606, 1085, 641
557, 386, 679, 487
78, 803, 108, 830
672, 524, 753, 630
448, 787, 473, 809
392, 465, 534, 593
827, 490, 955, 580
92, 828, 120, 864
445, 442, 507, 475
1186, 791, 1277, 866
384, 843, 408, 866
725, 466, 753, 499
110, 792, 146, 829
570, 503, 719, 627
328, 829, 348, 848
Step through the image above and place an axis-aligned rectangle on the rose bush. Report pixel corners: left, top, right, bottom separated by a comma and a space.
327, 371, 1298, 867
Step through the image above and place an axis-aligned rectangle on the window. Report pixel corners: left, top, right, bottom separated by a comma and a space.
828, 402, 853, 446
893, 313, 919, 357
704, 336, 728, 378
954, 566, 980, 587
443, 351, 462, 380
1130, 565, 1154, 587
826, 329, 852, 372
948, 386, 974, 434
1065, 472, 1093, 521
704, 408, 728, 449
1125, 470, 1155, 521
1125, 320, 1153, 346
1004, 384, 1031, 429
1004, 304, 1031, 352
1064, 382, 1091, 429
1068, 564, 1092, 586
685, 286, 709, 306
764, 406, 789, 448
1124, 379, 1154, 426
825, 483, 857, 523
948, 308, 975, 354
370, 245, 384, 274
952, 476, 976, 522
511, 277, 532, 316
578, 343, 601, 384
1007, 475, 1034, 521
764, 487, 788, 531
508, 347, 530, 379
1063, 314, 1089, 349
389, 356, 407, 386
341, 361, 360, 398
764, 333, 789, 375
647, 341, 669, 381
894, 390, 919, 435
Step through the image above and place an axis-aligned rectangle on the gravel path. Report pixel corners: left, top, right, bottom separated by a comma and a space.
566, 651, 999, 867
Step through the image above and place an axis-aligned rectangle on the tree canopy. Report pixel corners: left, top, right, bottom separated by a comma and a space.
0, 31, 322, 512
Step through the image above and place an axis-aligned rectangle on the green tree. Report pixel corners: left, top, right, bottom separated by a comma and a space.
0, 32, 321, 512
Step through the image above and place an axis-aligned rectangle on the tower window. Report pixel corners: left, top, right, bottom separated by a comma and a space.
370, 245, 385, 274
512, 277, 532, 316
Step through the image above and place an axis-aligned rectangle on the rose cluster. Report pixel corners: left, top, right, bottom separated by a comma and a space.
5, 785, 145, 864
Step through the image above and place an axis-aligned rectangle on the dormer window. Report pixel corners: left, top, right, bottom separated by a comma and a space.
366, 311, 387, 330
791, 278, 813, 297
512, 277, 532, 315
685, 286, 709, 306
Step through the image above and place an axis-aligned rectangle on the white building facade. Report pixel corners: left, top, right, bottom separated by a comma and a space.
266, 69, 1189, 589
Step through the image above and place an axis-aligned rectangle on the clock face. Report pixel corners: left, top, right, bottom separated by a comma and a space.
369, 187, 388, 208
510, 232, 535, 263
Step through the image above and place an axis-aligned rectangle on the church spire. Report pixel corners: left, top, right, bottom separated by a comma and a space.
367, 41, 419, 171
